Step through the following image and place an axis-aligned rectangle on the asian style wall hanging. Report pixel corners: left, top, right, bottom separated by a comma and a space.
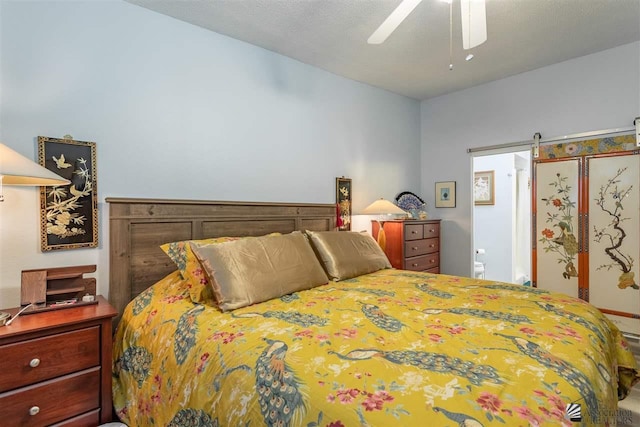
38, 135, 98, 251
336, 176, 351, 231
533, 134, 639, 334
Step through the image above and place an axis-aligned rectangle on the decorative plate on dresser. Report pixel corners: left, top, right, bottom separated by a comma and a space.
395, 191, 427, 219
372, 219, 441, 273
0, 296, 117, 426
395, 191, 425, 211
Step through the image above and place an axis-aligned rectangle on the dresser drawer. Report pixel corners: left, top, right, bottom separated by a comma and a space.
423, 223, 439, 238
0, 367, 100, 426
0, 327, 100, 392
405, 224, 424, 240
404, 238, 439, 257
404, 253, 439, 271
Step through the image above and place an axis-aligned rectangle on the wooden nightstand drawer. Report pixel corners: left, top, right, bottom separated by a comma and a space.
405, 253, 439, 271
404, 238, 439, 256
0, 296, 117, 425
0, 327, 100, 393
50, 410, 100, 427
0, 367, 100, 426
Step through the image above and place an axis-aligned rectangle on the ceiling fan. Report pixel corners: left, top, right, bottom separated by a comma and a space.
368, 0, 487, 51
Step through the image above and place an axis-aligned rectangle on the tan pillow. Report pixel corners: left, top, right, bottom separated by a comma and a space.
161, 236, 245, 305
306, 230, 391, 281
191, 232, 329, 311
161, 234, 281, 305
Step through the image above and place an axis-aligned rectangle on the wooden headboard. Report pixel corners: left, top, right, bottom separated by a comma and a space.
107, 197, 336, 320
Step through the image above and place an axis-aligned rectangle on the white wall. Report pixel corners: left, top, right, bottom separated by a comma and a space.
473, 153, 515, 283
421, 41, 640, 277
0, 1, 421, 307
513, 152, 531, 284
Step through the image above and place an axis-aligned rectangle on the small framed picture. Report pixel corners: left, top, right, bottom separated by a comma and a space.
435, 181, 456, 208
474, 170, 495, 205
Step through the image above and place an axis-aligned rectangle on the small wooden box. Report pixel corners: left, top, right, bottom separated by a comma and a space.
21, 265, 97, 312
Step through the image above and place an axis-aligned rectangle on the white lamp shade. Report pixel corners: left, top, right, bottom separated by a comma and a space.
0, 143, 70, 186
361, 198, 407, 215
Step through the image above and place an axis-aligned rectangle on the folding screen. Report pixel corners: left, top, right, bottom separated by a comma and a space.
533, 135, 639, 335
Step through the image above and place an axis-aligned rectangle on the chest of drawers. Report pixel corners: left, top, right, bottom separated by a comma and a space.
372, 219, 441, 273
0, 296, 117, 426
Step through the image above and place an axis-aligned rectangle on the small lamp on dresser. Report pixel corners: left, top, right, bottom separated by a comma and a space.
361, 198, 407, 251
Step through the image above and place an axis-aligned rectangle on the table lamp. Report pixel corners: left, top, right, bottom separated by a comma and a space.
0, 142, 69, 325
361, 198, 407, 250
0, 142, 70, 201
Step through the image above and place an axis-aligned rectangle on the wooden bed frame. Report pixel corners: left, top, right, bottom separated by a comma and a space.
107, 198, 336, 322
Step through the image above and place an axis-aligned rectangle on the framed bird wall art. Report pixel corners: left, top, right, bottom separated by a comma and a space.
38, 135, 98, 251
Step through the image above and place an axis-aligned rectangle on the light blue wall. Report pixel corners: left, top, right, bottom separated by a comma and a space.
2, 1, 637, 306
0, 0, 420, 306
421, 41, 640, 277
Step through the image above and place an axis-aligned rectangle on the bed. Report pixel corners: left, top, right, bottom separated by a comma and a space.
108, 198, 639, 427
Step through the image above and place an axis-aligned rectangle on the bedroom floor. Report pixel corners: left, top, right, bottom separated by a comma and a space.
618, 338, 640, 427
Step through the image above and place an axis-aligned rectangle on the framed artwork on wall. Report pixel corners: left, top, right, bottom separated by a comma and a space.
38, 135, 98, 251
474, 170, 495, 205
336, 176, 352, 231
435, 181, 456, 208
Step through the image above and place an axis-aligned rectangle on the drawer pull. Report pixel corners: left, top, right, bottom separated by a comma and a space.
429, 244, 435, 248
29, 358, 40, 368
29, 406, 40, 416
412, 246, 418, 250
429, 229, 435, 232
430, 259, 436, 263
411, 231, 417, 234
412, 263, 418, 267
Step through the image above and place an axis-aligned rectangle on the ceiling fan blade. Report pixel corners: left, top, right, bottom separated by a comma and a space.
368, 0, 423, 45
461, 0, 487, 50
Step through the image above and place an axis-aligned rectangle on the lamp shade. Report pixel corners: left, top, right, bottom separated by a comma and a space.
0, 143, 70, 186
361, 198, 407, 216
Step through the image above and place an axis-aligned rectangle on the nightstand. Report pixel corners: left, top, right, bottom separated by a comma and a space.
0, 296, 117, 426
372, 219, 441, 272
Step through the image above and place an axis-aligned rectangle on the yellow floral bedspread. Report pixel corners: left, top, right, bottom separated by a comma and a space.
113, 270, 639, 427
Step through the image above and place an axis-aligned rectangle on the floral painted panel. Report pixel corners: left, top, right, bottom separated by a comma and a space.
112, 269, 639, 427
535, 159, 581, 296
538, 134, 636, 160
588, 153, 640, 334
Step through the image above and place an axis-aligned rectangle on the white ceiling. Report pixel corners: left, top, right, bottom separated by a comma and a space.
125, 0, 640, 101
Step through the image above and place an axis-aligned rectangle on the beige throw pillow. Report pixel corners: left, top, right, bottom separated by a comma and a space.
191, 232, 329, 311
306, 230, 391, 281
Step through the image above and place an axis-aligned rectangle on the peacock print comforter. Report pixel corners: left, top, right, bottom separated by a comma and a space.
113, 269, 639, 427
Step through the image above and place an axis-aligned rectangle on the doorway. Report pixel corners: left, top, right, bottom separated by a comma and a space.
472, 150, 531, 284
